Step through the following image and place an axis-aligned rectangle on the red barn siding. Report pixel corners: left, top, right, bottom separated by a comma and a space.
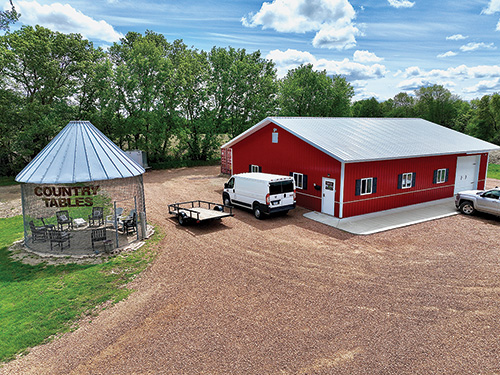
343, 154, 486, 217
228, 122, 490, 218
230, 122, 342, 213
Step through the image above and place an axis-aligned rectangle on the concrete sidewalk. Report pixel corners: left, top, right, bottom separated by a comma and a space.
303, 198, 458, 235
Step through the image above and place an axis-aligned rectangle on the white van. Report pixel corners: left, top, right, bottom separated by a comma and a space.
223, 172, 296, 219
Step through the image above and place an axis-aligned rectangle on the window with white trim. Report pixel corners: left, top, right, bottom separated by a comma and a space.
250, 165, 261, 173
436, 169, 446, 184
360, 177, 373, 195
293, 172, 304, 189
401, 172, 413, 189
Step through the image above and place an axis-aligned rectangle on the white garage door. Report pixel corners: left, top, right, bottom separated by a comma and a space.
454, 155, 480, 193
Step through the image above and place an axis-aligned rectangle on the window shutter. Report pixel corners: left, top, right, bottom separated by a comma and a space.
249, 165, 252, 172
372, 178, 377, 194
259, 166, 262, 173
445, 168, 449, 182
398, 174, 403, 189
412, 173, 416, 188
303, 175, 308, 190
355, 179, 361, 196
433, 170, 438, 184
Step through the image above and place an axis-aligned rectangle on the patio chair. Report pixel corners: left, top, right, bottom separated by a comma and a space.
88, 206, 104, 227
91, 228, 107, 251
105, 207, 124, 228
121, 211, 137, 235
56, 210, 73, 231
48, 229, 71, 251
29, 220, 48, 243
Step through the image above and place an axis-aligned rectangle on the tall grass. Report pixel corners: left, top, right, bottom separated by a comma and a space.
0, 216, 159, 362
487, 163, 500, 180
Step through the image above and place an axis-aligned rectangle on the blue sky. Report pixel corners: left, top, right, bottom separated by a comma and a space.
4, 0, 500, 101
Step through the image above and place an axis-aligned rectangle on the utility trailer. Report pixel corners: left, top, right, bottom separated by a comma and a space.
168, 200, 234, 226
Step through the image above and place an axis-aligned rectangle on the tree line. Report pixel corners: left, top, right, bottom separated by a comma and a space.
0, 25, 499, 176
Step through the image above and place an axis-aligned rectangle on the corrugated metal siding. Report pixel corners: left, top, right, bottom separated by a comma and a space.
231, 122, 341, 212
478, 153, 489, 190
342, 154, 485, 217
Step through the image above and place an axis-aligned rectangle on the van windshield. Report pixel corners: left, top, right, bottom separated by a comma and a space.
269, 180, 294, 195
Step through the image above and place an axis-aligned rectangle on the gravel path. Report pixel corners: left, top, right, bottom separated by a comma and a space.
2, 166, 500, 374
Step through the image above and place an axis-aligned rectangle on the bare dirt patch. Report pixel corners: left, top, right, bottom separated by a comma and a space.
2, 166, 500, 374
0, 185, 22, 218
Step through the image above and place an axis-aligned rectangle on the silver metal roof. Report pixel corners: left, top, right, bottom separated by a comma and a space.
222, 117, 500, 163
16, 121, 145, 184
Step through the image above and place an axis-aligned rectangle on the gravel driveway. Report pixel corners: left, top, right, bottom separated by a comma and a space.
2, 166, 500, 374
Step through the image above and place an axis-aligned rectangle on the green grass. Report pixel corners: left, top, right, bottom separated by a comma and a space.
488, 164, 500, 180
0, 216, 160, 363
0, 177, 17, 187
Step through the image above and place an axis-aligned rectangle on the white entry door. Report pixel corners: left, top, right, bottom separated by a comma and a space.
321, 178, 336, 216
454, 155, 480, 193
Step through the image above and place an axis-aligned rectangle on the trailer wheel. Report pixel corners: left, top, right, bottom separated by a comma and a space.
253, 204, 264, 220
213, 205, 223, 212
178, 212, 188, 226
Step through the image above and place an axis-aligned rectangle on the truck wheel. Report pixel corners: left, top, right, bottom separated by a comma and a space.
178, 212, 188, 226
223, 193, 231, 207
253, 204, 264, 220
459, 201, 475, 215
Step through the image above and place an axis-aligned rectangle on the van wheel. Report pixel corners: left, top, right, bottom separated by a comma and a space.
223, 193, 231, 207
253, 204, 264, 220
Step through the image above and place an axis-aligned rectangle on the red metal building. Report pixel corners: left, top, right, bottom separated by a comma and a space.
221, 117, 500, 219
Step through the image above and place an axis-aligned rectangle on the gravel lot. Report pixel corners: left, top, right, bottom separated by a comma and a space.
2, 165, 500, 374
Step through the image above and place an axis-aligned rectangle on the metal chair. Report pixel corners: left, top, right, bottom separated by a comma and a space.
48, 229, 71, 251
91, 228, 107, 251
56, 210, 73, 231
121, 211, 137, 235
88, 206, 104, 227
29, 221, 48, 243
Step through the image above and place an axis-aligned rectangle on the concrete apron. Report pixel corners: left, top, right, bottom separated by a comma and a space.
303, 198, 458, 235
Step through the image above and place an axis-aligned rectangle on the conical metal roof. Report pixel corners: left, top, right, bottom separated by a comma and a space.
16, 121, 145, 184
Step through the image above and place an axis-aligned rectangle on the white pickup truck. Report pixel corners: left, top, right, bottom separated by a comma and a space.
222, 173, 296, 219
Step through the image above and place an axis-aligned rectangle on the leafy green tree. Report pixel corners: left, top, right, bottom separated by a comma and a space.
109, 31, 176, 158
465, 94, 500, 144
385, 92, 416, 117
207, 47, 277, 138
414, 85, 459, 127
0, 0, 19, 31
278, 64, 353, 117
0, 25, 97, 169
351, 97, 383, 117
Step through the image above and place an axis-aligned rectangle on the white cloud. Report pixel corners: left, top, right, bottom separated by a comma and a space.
446, 34, 468, 41
353, 50, 383, 63
437, 51, 457, 58
459, 42, 496, 52
387, 0, 415, 8
482, 0, 500, 15
464, 78, 500, 94
13, 1, 123, 42
242, 0, 360, 50
266, 48, 387, 81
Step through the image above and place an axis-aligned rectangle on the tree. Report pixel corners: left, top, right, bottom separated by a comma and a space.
352, 97, 383, 117
465, 94, 500, 144
0, 0, 20, 31
0, 25, 97, 169
207, 47, 277, 138
385, 92, 416, 117
414, 85, 459, 127
278, 64, 354, 117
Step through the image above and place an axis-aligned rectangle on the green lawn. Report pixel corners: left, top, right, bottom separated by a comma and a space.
0, 216, 159, 362
0, 177, 17, 187
488, 163, 500, 180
